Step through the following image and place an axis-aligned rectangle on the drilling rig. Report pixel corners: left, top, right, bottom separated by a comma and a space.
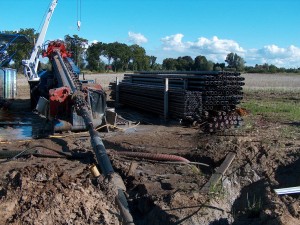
22, 1, 134, 223
22, 0, 106, 132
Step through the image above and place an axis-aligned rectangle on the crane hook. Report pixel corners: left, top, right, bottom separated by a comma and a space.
77, 0, 82, 31
77, 20, 81, 31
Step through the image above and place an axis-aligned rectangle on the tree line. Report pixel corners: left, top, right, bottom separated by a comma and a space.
86, 41, 160, 72
162, 53, 245, 72
2, 28, 300, 74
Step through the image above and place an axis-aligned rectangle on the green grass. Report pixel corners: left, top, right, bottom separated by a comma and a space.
208, 181, 226, 199
241, 99, 300, 122
241, 89, 300, 123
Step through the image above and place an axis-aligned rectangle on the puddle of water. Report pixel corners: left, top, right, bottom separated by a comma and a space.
0, 111, 35, 141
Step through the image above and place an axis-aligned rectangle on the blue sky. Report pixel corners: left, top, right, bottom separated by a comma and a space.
1, 0, 300, 68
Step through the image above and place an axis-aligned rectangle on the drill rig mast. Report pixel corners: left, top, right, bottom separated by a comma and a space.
22, 0, 58, 82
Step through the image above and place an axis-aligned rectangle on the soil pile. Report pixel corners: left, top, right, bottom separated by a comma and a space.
0, 160, 120, 225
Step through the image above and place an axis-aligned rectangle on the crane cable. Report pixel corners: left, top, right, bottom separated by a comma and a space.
77, 0, 81, 31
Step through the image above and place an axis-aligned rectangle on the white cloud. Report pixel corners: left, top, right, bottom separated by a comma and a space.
159, 33, 300, 68
190, 36, 245, 55
161, 34, 186, 51
161, 34, 244, 62
128, 31, 148, 45
247, 44, 300, 67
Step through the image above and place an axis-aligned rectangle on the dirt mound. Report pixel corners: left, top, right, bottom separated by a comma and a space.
0, 163, 119, 225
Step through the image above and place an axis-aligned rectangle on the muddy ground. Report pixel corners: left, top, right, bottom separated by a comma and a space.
0, 73, 299, 225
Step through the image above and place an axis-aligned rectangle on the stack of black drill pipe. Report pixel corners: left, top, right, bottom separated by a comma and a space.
110, 71, 244, 132
203, 110, 243, 133
169, 90, 202, 120
114, 82, 202, 121
121, 71, 244, 112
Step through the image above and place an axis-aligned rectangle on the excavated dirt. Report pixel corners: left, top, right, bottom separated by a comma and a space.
0, 74, 299, 225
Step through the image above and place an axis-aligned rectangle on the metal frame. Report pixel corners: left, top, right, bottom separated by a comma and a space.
0, 33, 30, 67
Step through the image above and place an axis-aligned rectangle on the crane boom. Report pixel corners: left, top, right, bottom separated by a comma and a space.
22, 0, 58, 81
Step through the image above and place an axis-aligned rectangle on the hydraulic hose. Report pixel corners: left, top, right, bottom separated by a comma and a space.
114, 151, 190, 163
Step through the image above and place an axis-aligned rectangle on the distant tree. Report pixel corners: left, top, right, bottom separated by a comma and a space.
194, 55, 206, 71
244, 63, 280, 73
225, 52, 245, 71
206, 60, 214, 71
162, 58, 178, 70
269, 64, 277, 73
149, 56, 157, 69
118, 43, 131, 71
106, 42, 131, 71
175, 56, 193, 71
129, 44, 148, 71
213, 63, 225, 71
194, 55, 214, 71
86, 42, 150, 72
151, 63, 162, 71
64, 34, 88, 69
86, 42, 107, 71
254, 64, 265, 73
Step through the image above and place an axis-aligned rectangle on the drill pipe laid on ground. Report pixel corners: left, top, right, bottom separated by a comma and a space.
73, 92, 134, 225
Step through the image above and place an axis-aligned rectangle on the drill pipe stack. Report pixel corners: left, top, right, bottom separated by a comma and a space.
203, 110, 243, 133
111, 71, 245, 132
111, 82, 202, 121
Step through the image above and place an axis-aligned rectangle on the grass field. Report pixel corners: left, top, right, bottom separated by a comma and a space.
243, 73, 300, 90
241, 73, 300, 129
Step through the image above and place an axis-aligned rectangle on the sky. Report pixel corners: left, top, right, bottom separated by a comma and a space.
1, 0, 300, 68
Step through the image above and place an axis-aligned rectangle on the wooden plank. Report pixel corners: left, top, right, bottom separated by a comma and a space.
216, 152, 236, 175
201, 152, 236, 194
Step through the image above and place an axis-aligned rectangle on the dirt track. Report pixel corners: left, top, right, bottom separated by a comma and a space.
0, 73, 299, 224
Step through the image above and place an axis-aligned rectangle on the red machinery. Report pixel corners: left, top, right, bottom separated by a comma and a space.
42, 40, 71, 59
35, 40, 106, 132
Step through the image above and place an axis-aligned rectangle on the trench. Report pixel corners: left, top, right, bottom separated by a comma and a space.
274, 157, 300, 218
231, 179, 269, 224
109, 148, 240, 225
275, 157, 300, 190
